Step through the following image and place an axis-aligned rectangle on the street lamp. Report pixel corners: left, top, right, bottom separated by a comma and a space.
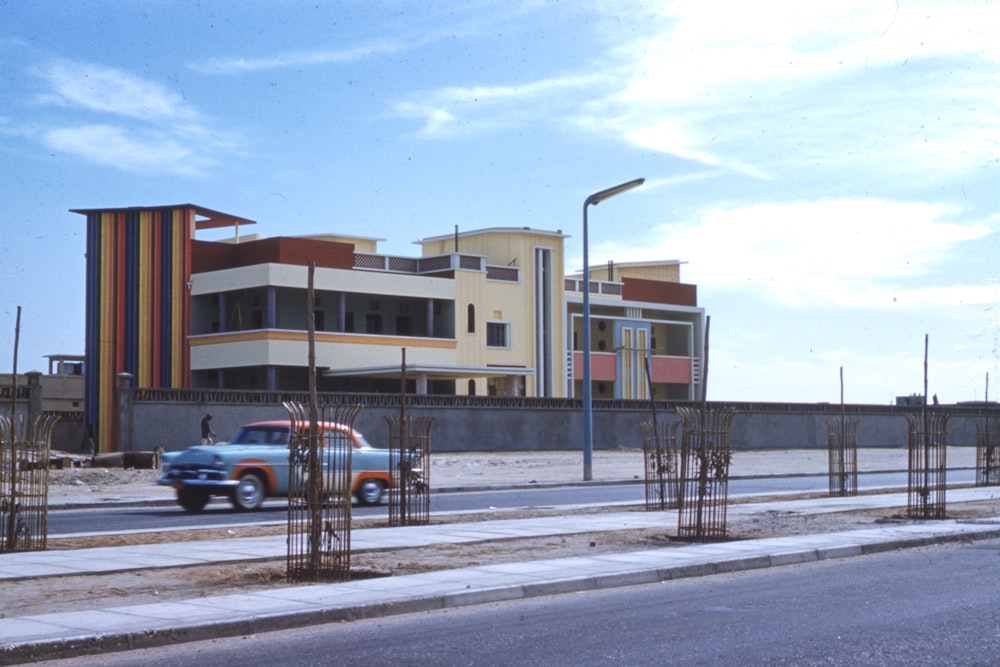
582, 178, 644, 481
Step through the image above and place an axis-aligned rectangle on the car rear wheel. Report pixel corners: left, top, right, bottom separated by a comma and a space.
177, 487, 209, 512
356, 478, 384, 506
232, 472, 266, 511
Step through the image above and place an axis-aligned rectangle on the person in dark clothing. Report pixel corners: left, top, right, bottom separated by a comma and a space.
201, 414, 216, 445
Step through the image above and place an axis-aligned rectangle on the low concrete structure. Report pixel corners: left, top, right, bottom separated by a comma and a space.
117, 384, 995, 454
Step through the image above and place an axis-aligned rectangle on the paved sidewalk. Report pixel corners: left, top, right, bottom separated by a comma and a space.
3, 486, 1000, 664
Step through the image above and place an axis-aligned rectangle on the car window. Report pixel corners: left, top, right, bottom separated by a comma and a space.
322, 429, 354, 449
230, 426, 290, 445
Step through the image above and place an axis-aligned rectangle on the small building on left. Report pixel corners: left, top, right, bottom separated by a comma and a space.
1, 354, 87, 451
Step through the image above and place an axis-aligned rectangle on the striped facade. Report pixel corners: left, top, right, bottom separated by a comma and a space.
82, 207, 194, 453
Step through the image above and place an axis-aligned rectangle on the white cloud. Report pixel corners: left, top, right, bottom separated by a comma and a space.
599, 198, 995, 309
43, 125, 210, 176
29, 60, 238, 176
37, 60, 196, 122
393, 73, 605, 138
188, 39, 405, 74
584, 1, 1000, 179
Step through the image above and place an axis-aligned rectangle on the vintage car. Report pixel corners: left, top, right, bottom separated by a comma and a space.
157, 420, 394, 512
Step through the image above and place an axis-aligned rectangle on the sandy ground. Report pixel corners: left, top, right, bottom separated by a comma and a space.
4, 447, 988, 619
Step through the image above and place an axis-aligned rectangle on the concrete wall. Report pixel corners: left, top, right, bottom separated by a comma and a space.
116, 387, 994, 454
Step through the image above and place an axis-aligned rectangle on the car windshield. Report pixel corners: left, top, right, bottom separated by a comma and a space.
228, 426, 290, 446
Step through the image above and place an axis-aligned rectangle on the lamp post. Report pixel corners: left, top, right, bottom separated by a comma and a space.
582, 178, 644, 481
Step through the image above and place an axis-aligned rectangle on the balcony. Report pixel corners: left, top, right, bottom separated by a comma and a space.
355, 252, 520, 282
571, 351, 693, 383
564, 278, 623, 297
565, 277, 697, 307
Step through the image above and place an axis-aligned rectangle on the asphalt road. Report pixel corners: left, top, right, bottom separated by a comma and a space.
48, 469, 976, 536
45, 536, 1000, 666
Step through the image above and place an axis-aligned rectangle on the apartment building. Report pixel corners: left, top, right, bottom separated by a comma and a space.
74, 205, 704, 451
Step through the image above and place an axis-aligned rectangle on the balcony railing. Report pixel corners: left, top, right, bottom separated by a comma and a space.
486, 265, 519, 282
355, 252, 487, 274
564, 278, 623, 296
354, 252, 520, 282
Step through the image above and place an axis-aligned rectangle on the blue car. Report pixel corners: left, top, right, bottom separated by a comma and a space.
157, 420, 395, 512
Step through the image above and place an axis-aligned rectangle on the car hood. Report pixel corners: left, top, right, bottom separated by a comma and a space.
162, 444, 280, 466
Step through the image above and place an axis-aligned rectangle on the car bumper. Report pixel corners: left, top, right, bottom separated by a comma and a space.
156, 474, 239, 491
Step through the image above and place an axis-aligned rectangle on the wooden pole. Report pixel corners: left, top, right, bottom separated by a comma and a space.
307, 261, 320, 571
10, 306, 20, 424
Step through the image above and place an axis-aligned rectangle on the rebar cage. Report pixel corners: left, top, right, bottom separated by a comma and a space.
675, 406, 735, 540
0, 414, 59, 552
640, 420, 679, 511
385, 415, 434, 526
974, 418, 1000, 487
825, 416, 859, 497
283, 402, 362, 582
905, 411, 949, 519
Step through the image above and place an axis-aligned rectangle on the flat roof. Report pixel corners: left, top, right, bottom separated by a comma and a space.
417, 227, 566, 245
70, 204, 256, 231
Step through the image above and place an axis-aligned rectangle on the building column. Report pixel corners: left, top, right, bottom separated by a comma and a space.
426, 299, 434, 337
338, 293, 346, 332
266, 366, 277, 392
266, 287, 277, 328
217, 292, 227, 332
415, 373, 428, 395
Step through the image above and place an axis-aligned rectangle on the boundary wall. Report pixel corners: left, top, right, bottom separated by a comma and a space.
111, 386, 998, 455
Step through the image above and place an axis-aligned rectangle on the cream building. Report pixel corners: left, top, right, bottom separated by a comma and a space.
188, 226, 703, 401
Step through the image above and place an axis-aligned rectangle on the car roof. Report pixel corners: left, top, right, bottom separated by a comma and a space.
240, 420, 361, 436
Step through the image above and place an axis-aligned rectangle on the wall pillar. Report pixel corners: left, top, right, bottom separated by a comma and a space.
116, 372, 134, 453
25, 371, 42, 419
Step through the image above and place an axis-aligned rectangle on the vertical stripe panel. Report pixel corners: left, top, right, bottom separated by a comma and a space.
82, 206, 194, 453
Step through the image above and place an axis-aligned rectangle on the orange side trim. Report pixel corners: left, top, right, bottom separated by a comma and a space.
353, 471, 394, 491
231, 459, 278, 492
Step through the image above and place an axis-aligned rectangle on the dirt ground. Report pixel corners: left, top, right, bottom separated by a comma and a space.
4, 448, 992, 620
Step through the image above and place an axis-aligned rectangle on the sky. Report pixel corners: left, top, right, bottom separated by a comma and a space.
2, 0, 999, 405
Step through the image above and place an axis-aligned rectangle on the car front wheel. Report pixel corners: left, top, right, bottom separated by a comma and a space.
231, 472, 266, 511
356, 478, 384, 506
177, 487, 209, 512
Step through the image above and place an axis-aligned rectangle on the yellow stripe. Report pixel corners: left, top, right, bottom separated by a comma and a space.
99, 212, 115, 451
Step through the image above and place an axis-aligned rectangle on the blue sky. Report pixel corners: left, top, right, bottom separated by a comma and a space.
2, 0, 999, 405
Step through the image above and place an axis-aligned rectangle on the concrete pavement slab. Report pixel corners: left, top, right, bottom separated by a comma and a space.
6, 516, 1000, 664
5, 484, 1000, 663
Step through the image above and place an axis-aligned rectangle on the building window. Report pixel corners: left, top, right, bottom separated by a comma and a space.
396, 315, 412, 336
366, 313, 383, 334
486, 322, 509, 348
467, 304, 475, 334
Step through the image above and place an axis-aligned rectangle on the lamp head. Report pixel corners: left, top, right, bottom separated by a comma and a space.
585, 178, 645, 207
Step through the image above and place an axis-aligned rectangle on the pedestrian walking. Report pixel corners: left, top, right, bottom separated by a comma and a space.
201, 414, 216, 445
82, 425, 96, 456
